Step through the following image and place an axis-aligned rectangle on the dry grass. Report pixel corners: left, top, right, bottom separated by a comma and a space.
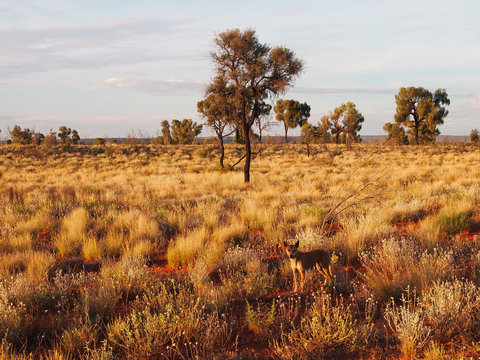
0, 143, 479, 358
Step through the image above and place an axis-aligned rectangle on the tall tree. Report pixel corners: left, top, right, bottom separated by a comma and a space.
161, 120, 172, 145
274, 99, 310, 143
197, 93, 236, 168
325, 102, 364, 144
206, 28, 303, 182
393, 87, 450, 144
171, 119, 203, 144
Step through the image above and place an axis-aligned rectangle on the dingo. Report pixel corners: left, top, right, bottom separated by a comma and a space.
283, 240, 333, 291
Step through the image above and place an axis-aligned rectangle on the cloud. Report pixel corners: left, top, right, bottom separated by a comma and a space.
0, 18, 197, 78
292, 87, 396, 95
95, 77, 206, 95
471, 94, 480, 109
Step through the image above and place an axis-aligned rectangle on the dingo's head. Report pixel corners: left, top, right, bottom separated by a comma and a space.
283, 240, 299, 259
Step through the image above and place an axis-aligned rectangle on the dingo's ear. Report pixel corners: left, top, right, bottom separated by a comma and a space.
294, 240, 299, 248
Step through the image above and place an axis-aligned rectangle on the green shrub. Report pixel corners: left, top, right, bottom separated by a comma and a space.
434, 210, 473, 235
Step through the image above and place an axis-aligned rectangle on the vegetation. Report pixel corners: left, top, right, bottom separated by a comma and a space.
170, 119, 203, 145
7, 125, 80, 146
205, 28, 303, 182
385, 87, 450, 144
471, 128, 479, 144
320, 101, 364, 144
274, 99, 311, 143
0, 142, 479, 359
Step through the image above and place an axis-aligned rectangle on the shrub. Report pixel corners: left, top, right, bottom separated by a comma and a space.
360, 238, 453, 301
55, 208, 89, 257
434, 210, 473, 235
167, 227, 210, 267
421, 279, 480, 340
273, 292, 374, 359
246, 299, 276, 337
107, 281, 231, 359
384, 290, 430, 359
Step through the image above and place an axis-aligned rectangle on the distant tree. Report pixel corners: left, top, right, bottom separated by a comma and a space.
171, 119, 203, 144
197, 93, 236, 168
274, 99, 310, 143
32, 132, 45, 146
58, 126, 72, 145
206, 28, 303, 182
42, 130, 58, 148
161, 120, 172, 145
471, 129, 479, 144
254, 102, 274, 142
383, 122, 408, 145
8, 125, 34, 144
71, 130, 80, 144
393, 87, 450, 144
94, 138, 105, 145
317, 115, 331, 143
301, 123, 316, 157
324, 102, 364, 144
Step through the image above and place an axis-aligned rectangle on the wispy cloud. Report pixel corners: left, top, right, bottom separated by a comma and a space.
471, 94, 480, 109
293, 87, 396, 95
0, 18, 196, 78
95, 77, 206, 95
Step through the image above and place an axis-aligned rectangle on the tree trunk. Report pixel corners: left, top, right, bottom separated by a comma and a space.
218, 135, 225, 169
284, 123, 288, 143
243, 124, 251, 183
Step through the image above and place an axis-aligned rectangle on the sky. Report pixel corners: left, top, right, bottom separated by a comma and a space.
0, 0, 479, 139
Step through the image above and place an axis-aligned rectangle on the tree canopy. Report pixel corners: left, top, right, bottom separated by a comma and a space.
274, 99, 310, 143
170, 119, 202, 144
391, 87, 450, 144
205, 28, 303, 182
323, 102, 364, 144
197, 94, 236, 168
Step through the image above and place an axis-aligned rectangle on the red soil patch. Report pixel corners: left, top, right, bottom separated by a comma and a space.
393, 221, 420, 237
33, 230, 55, 250
460, 218, 480, 241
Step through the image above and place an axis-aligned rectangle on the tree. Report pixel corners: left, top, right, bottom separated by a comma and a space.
170, 119, 203, 144
317, 115, 331, 144
383, 122, 408, 145
471, 129, 479, 144
42, 130, 58, 148
58, 126, 72, 145
71, 130, 80, 144
32, 132, 45, 146
8, 125, 34, 144
254, 102, 273, 142
301, 123, 316, 157
161, 120, 172, 145
324, 102, 364, 144
94, 138, 105, 145
393, 87, 450, 144
197, 93, 236, 168
274, 99, 310, 143
206, 28, 303, 182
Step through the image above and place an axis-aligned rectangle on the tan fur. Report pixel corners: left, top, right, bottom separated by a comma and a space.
283, 240, 333, 291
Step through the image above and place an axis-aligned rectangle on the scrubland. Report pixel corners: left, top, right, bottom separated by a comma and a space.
0, 142, 479, 359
